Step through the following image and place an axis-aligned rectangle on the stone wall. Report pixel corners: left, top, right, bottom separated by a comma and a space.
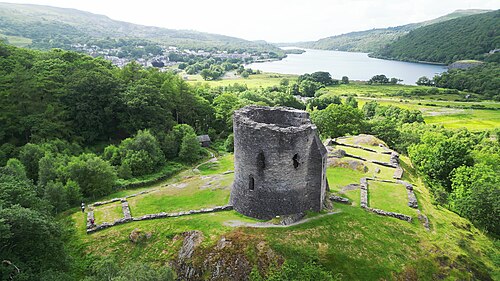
87, 205, 233, 234
230, 106, 328, 220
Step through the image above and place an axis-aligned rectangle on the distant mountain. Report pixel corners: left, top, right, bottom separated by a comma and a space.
372, 10, 500, 64
294, 9, 491, 53
0, 2, 280, 53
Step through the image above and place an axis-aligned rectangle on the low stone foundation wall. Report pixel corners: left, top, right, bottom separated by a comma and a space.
87, 205, 234, 234
362, 206, 413, 223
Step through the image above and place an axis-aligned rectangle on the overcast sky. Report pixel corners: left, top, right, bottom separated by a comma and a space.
3, 0, 500, 42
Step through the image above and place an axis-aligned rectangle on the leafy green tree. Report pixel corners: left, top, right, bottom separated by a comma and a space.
299, 80, 323, 97
18, 143, 45, 182
345, 96, 358, 108
408, 132, 473, 194
5, 158, 27, 180
224, 134, 234, 152
65, 153, 117, 198
64, 179, 82, 206
368, 74, 389, 84
310, 104, 365, 138
362, 101, 379, 118
450, 164, 499, 234
307, 95, 341, 110
341, 76, 349, 84
416, 76, 434, 86
179, 132, 202, 163
43, 181, 68, 213
0, 205, 68, 278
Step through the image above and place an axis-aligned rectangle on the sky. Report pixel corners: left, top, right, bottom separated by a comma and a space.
3, 0, 500, 42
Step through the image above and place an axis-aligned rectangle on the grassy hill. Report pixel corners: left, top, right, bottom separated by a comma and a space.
64, 136, 499, 280
294, 9, 491, 53
372, 10, 500, 64
0, 2, 280, 52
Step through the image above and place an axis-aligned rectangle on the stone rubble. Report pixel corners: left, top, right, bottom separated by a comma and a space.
329, 195, 350, 204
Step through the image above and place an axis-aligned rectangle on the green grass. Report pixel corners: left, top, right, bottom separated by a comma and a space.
198, 154, 234, 175
368, 181, 414, 215
187, 73, 298, 88
63, 137, 499, 280
337, 146, 391, 162
0, 33, 32, 47
127, 174, 232, 216
93, 202, 123, 224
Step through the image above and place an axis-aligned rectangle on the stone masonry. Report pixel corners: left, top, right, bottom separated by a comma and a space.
230, 106, 328, 220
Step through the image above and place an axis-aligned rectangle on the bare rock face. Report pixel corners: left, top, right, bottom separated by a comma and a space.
174, 230, 205, 280
231, 106, 328, 220
178, 231, 204, 261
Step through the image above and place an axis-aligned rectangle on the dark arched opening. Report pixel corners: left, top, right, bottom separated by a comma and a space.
249, 175, 255, 191
293, 154, 300, 169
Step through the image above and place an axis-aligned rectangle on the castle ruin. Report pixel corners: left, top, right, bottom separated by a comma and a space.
230, 106, 328, 220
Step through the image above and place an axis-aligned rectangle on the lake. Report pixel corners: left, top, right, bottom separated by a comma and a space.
247, 48, 447, 85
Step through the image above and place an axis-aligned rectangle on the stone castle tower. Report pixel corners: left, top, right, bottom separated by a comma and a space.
230, 106, 328, 220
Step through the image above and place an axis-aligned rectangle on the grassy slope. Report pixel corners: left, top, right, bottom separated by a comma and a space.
62, 139, 499, 280
187, 73, 298, 88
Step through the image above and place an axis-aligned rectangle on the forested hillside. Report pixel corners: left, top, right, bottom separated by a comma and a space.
0, 3, 280, 53
373, 10, 500, 64
296, 9, 490, 53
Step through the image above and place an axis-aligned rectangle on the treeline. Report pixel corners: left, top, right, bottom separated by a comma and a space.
308, 96, 499, 236
373, 10, 499, 64
433, 63, 500, 100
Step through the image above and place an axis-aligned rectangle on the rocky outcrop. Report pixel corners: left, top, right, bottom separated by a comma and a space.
175, 231, 205, 280
129, 228, 152, 243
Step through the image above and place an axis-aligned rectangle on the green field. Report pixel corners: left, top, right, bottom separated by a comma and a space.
187, 73, 298, 88
0, 33, 32, 47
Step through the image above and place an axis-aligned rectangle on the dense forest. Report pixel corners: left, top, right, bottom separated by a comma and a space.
295, 9, 490, 53
0, 41, 499, 280
373, 10, 499, 64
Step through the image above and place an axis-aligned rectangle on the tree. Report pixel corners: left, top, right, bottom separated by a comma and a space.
408, 132, 474, 194
416, 76, 434, 86
299, 80, 323, 97
4, 158, 27, 180
310, 104, 365, 138
65, 153, 117, 198
341, 76, 349, 84
43, 181, 68, 213
368, 74, 389, 84
450, 164, 499, 234
389, 77, 402, 85
179, 132, 201, 163
307, 95, 341, 110
224, 134, 234, 152
18, 143, 45, 182
345, 96, 358, 108
362, 101, 379, 118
